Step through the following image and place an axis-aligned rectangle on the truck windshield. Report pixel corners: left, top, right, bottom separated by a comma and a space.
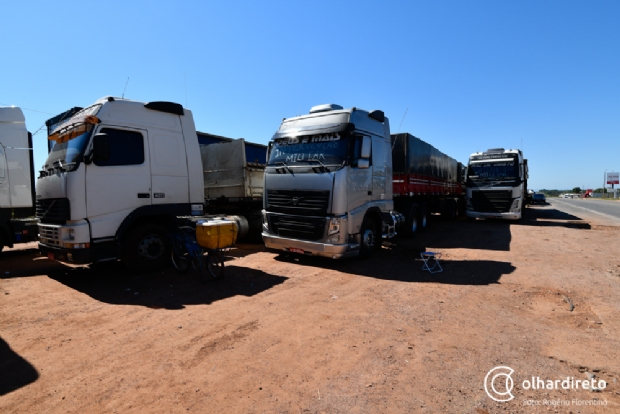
43, 105, 101, 170
468, 160, 518, 181
268, 133, 348, 167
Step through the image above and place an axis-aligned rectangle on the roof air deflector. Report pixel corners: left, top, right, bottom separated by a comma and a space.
144, 101, 184, 115
309, 104, 343, 114
368, 110, 385, 122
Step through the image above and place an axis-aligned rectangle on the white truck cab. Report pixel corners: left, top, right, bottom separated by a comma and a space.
37, 97, 205, 271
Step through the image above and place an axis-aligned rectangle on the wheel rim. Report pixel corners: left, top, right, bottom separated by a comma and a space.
362, 228, 375, 250
138, 235, 165, 260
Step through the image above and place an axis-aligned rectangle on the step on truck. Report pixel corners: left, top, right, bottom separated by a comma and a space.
0, 106, 38, 252
465, 148, 528, 220
261, 104, 464, 259
36, 96, 260, 272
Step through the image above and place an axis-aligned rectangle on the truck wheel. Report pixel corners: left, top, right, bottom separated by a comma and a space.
122, 223, 171, 273
443, 200, 457, 220
359, 218, 377, 259
401, 204, 420, 238
419, 203, 429, 232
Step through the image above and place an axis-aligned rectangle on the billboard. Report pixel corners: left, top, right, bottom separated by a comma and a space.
607, 172, 619, 185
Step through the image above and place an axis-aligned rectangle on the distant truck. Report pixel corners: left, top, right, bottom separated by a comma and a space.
465, 148, 528, 220
0, 106, 38, 252
261, 103, 464, 259
36, 96, 263, 272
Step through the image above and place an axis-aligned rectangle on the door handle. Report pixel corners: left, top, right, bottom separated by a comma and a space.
137, 193, 150, 198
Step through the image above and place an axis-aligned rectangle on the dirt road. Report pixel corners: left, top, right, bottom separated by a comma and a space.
2, 202, 620, 413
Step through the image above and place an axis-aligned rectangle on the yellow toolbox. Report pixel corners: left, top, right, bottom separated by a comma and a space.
196, 218, 238, 250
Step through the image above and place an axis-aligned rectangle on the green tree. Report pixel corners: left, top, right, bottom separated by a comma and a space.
572, 187, 582, 194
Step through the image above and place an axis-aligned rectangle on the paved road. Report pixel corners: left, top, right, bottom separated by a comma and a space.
547, 197, 620, 225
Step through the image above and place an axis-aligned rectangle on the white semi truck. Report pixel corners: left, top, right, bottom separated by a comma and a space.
0, 106, 38, 252
36, 96, 261, 272
465, 148, 528, 220
261, 104, 464, 259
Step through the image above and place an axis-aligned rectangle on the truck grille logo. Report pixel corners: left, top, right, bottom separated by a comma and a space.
291, 197, 303, 206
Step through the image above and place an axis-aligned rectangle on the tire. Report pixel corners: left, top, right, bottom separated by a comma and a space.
443, 200, 457, 220
359, 217, 378, 259
419, 203, 429, 232
171, 239, 192, 274
401, 203, 420, 238
122, 223, 170, 273
0, 230, 7, 254
206, 251, 225, 279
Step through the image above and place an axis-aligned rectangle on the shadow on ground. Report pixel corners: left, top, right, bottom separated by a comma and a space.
275, 250, 515, 285
0, 337, 39, 396
1, 249, 286, 310
49, 260, 287, 310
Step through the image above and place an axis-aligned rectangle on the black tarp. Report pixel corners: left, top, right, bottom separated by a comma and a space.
390, 133, 459, 183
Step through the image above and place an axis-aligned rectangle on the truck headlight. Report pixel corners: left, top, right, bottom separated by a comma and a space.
510, 198, 521, 211
328, 217, 340, 235
262, 211, 268, 230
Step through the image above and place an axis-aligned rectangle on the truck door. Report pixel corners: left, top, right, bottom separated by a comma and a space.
86, 126, 151, 239
348, 136, 372, 211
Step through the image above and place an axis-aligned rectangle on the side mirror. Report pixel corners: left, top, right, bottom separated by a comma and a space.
92, 133, 110, 162
360, 136, 371, 159
357, 159, 370, 169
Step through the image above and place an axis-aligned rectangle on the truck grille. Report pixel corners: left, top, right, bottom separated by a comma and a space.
36, 198, 71, 223
38, 224, 61, 246
266, 190, 330, 216
471, 190, 513, 213
268, 215, 326, 241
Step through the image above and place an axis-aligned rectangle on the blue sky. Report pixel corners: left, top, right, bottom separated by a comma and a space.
2, 0, 619, 190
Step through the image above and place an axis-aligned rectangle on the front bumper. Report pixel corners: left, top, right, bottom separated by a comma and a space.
38, 242, 93, 264
262, 232, 359, 259
466, 211, 521, 220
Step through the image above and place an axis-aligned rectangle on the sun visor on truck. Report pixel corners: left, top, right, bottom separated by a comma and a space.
272, 123, 354, 139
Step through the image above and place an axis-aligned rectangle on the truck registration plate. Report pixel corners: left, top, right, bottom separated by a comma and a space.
288, 248, 304, 254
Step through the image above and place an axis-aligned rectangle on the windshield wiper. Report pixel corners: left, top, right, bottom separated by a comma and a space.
307, 158, 330, 172
273, 161, 292, 174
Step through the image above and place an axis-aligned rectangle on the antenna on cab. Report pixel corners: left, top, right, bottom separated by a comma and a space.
122, 77, 130, 99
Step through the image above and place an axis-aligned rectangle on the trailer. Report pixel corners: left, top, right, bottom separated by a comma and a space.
391, 133, 465, 235
0, 106, 38, 252
198, 133, 266, 235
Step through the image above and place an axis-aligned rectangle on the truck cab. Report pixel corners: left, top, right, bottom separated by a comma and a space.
262, 104, 398, 258
465, 148, 528, 220
36, 97, 205, 271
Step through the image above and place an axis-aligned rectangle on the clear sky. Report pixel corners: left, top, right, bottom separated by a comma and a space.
2, 0, 619, 191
